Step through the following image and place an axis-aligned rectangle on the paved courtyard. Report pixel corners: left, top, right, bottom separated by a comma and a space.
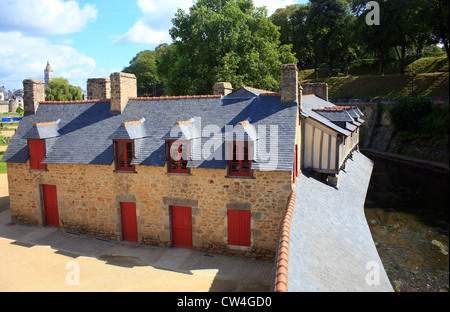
0, 174, 273, 292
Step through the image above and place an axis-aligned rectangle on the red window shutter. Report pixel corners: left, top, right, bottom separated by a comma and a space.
228, 210, 251, 246
29, 139, 46, 170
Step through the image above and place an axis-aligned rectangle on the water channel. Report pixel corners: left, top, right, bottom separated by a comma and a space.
363, 156, 449, 292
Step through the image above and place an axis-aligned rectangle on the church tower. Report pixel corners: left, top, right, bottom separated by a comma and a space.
44, 61, 54, 86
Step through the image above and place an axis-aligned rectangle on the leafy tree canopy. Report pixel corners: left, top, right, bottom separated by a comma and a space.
123, 44, 169, 96
159, 0, 297, 95
45, 78, 82, 101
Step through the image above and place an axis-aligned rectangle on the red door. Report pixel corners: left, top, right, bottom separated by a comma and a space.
42, 184, 59, 226
228, 210, 251, 246
171, 206, 192, 248
121, 202, 138, 242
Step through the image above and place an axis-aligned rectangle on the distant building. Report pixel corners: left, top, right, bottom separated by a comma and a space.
44, 61, 54, 87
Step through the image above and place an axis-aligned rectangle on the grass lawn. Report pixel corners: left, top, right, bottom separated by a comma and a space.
302, 72, 449, 99
0, 152, 6, 174
299, 55, 449, 99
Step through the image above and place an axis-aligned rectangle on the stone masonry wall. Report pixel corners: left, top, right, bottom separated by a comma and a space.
7, 162, 293, 260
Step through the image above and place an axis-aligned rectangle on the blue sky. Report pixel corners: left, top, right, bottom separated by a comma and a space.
0, 0, 307, 91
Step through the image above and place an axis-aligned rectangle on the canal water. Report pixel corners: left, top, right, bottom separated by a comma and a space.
364, 156, 449, 292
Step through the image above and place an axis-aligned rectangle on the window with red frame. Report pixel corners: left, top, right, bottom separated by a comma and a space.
229, 141, 251, 177
116, 140, 134, 171
28, 139, 46, 170
168, 140, 189, 173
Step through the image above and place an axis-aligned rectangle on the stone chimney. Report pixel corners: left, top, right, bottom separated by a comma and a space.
87, 78, 110, 100
301, 83, 328, 101
213, 82, 233, 96
23, 79, 45, 113
280, 64, 299, 105
110, 72, 137, 113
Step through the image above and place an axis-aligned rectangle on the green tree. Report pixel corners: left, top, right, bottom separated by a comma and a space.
160, 0, 297, 95
423, 0, 449, 59
45, 78, 82, 101
307, 0, 350, 77
123, 44, 171, 97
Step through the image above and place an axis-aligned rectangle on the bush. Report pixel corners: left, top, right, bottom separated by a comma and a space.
389, 97, 432, 133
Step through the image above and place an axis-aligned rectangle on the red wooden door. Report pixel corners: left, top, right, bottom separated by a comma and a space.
228, 210, 251, 246
42, 184, 59, 226
171, 206, 192, 248
121, 202, 138, 242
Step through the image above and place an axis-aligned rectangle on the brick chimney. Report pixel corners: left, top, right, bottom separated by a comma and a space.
23, 79, 45, 113
301, 83, 328, 101
213, 82, 232, 96
110, 72, 137, 113
87, 78, 110, 100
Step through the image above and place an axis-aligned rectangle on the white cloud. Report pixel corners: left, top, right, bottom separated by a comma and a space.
0, 0, 98, 36
114, 20, 171, 45
116, 0, 297, 45
0, 32, 105, 90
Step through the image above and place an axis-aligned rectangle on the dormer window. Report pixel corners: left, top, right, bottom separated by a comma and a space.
229, 141, 251, 177
115, 140, 134, 171
23, 120, 61, 171
110, 118, 146, 173
168, 140, 189, 173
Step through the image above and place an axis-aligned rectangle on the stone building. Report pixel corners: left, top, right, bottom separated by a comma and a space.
2, 64, 363, 260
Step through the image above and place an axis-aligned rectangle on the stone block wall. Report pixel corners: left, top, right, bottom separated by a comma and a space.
302, 83, 329, 101
7, 162, 293, 260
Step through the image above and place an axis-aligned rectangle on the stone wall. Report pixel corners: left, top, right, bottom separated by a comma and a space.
301, 83, 328, 101
7, 162, 293, 260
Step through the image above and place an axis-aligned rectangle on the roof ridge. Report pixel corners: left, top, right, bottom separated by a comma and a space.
240, 85, 272, 93
40, 99, 110, 104
130, 95, 221, 101
260, 92, 282, 96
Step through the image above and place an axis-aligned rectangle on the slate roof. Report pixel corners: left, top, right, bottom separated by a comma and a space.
301, 96, 364, 136
2, 94, 298, 172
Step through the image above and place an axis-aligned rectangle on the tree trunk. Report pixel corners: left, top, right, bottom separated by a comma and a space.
329, 54, 334, 77
394, 44, 406, 75
378, 43, 384, 76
